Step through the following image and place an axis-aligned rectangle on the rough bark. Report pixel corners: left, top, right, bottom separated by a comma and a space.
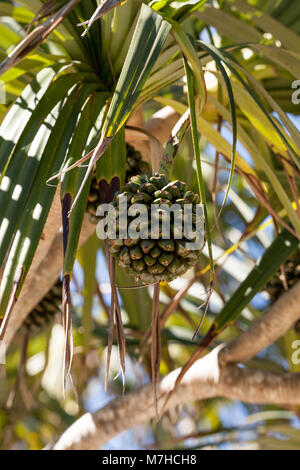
220, 281, 300, 365
52, 283, 300, 450
52, 346, 300, 450
3, 215, 95, 347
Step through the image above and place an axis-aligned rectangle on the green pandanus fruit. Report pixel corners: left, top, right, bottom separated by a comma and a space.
21, 280, 61, 335
86, 143, 150, 224
106, 173, 205, 285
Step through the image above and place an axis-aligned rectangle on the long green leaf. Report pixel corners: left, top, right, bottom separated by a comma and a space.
171, 20, 206, 114
0, 72, 84, 268
68, 3, 171, 214
0, 66, 59, 171
151, 0, 209, 20
77, 234, 98, 353
211, 229, 299, 334
61, 92, 108, 277
196, 40, 237, 214
184, 57, 214, 288
103, 3, 171, 137
95, 126, 126, 188
0, 84, 95, 316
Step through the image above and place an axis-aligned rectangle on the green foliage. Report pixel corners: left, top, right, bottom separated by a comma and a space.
1, 0, 300, 451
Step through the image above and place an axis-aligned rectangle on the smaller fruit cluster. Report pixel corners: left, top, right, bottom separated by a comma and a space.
21, 281, 61, 335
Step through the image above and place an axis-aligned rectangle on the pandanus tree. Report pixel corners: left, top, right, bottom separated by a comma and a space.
1, 0, 300, 450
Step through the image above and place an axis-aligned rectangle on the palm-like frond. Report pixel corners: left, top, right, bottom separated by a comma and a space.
0, 0, 300, 414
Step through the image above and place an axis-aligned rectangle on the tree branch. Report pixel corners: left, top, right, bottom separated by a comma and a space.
3, 214, 95, 347
51, 282, 300, 449
52, 345, 300, 449
220, 281, 300, 365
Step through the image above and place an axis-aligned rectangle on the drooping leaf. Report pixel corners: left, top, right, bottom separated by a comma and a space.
103, 3, 171, 138
77, 233, 98, 353
210, 229, 299, 335
0, 83, 96, 334
150, 0, 209, 21
0, 72, 89, 269
68, 3, 171, 213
